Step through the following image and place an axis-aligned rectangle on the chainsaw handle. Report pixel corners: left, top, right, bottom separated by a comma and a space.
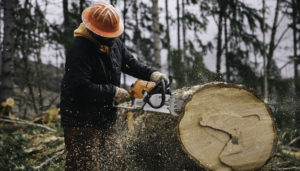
166, 76, 172, 89
143, 77, 166, 109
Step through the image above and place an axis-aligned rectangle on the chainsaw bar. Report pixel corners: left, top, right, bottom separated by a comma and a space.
116, 94, 184, 116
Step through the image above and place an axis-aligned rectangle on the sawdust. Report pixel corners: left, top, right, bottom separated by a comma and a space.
96, 87, 204, 170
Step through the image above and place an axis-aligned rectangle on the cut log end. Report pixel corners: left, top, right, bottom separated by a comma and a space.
177, 82, 277, 171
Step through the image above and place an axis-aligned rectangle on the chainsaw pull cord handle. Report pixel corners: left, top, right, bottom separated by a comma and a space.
143, 78, 166, 109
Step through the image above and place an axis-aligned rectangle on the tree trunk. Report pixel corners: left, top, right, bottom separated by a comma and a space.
224, 16, 230, 81
266, 0, 280, 101
34, 35, 44, 112
292, 0, 299, 96
1, 0, 17, 101
152, 0, 161, 71
63, 0, 71, 57
292, 0, 300, 132
182, 0, 187, 84
216, 0, 224, 78
110, 0, 116, 6
134, 0, 140, 60
0, 4, 3, 75
177, 0, 181, 52
79, 0, 85, 13
122, 0, 127, 87
165, 0, 171, 76
100, 83, 276, 170
262, 0, 268, 102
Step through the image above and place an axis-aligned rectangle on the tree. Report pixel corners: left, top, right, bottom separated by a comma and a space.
122, 0, 128, 87
165, 0, 171, 76
290, 0, 300, 132
265, 0, 281, 102
291, 0, 300, 96
224, 8, 229, 81
215, 0, 225, 78
138, 2, 155, 66
1, 0, 17, 102
152, 0, 161, 71
133, 0, 141, 60
262, 0, 268, 102
177, 0, 181, 54
12, 0, 51, 116
110, 0, 116, 6
208, 0, 263, 87
62, 0, 71, 56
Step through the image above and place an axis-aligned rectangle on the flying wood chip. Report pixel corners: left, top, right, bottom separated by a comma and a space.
177, 82, 277, 171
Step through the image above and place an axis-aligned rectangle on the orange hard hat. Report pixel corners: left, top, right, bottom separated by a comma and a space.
82, 2, 124, 38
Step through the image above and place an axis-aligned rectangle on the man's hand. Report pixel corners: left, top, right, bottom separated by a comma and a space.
150, 71, 168, 84
114, 87, 130, 103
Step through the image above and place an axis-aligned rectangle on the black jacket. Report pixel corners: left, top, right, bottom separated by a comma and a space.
60, 37, 155, 128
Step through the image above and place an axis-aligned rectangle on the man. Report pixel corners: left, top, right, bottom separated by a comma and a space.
60, 2, 168, 170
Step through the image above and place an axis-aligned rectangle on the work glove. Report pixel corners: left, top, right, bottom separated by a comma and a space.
150, 71, 168, 84
114, 87, 130, 103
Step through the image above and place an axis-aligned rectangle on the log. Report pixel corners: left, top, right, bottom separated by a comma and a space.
101, 82, 276, 171
177, 82, 277, 170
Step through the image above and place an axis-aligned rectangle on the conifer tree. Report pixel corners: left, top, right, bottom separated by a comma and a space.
0, 0, 17, 101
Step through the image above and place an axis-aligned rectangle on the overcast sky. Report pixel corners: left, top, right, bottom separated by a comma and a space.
28, 0, 295, 85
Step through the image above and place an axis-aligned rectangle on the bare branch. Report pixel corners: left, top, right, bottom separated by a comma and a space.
274, 26, 290, 50
33, 150, 65, 170
0, 118, 56, 132
276, 12, 286, 28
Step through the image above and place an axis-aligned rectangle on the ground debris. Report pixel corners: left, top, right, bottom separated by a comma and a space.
0, 109, 299, 170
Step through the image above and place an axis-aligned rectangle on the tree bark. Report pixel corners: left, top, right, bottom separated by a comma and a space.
63, 0, 71, 57
1, 0, 17, 101
292, 0, 300, 132
262, 0, 268, 102
216, 0, 224, 78
79, 0, 85, 13
152, 0, 161, 71
101, 83, 276, 170
165, 0, 171, 76
292, 0, 299, 96
266, 0, 280, 101
34, 34, 44, 112
122, 0, 127, 87
177, 0, 181, 52
134, 0, 140, 60
182, 0, 187, 84
224, 16, 230, 81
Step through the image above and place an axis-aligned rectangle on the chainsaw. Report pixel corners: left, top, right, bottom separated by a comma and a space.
116, 77, 184, 116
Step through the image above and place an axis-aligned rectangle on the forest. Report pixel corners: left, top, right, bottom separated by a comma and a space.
0, 0, 300, 170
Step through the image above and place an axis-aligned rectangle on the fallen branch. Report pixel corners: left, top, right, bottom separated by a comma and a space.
33, 150, 65, 170
281, 149, 300, 160
289, 136, 300, 146
0, 118, 56, 132
278, 166, 300, 170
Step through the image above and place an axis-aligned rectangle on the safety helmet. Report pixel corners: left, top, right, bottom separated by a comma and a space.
82, 2, 124, 38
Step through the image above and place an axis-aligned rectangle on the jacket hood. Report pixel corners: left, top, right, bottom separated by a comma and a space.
74, 23, 109, 55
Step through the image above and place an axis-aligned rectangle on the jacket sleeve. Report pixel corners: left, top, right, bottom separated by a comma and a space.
64, 51, 116, 103
120, 40, 156, 81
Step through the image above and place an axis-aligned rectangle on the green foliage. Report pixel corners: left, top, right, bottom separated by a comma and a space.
135, 2, 155, 67
170, 49, 184, 88
0, 133, 31, 170
187, 41, 216, 86
0, 121, 65, 171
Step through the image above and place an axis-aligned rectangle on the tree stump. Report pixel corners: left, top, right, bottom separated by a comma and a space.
177, 82, 277, 170
103, 82, 276, 171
